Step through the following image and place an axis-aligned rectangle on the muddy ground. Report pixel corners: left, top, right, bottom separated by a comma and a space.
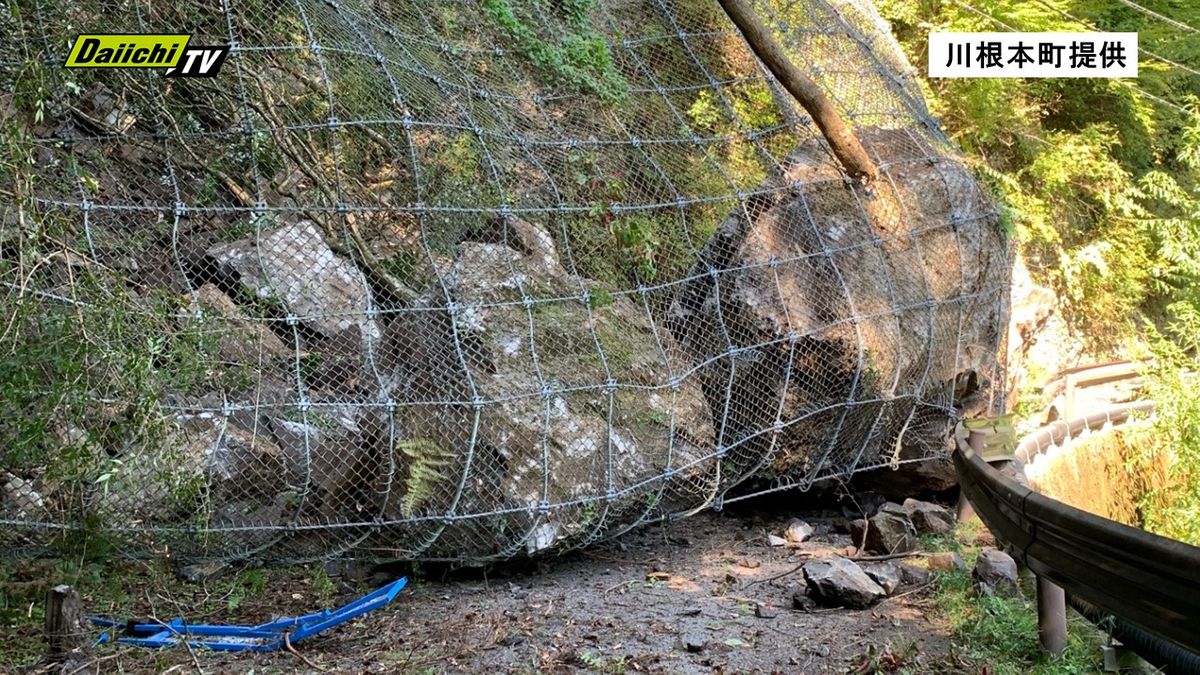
9, 503, 964, 674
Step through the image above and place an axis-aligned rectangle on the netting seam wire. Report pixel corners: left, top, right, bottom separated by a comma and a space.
206, 0, 293, 565
534, 57, 688, 541
407, 1, 591, 557
25, 113, 800, 149
598, 91, 732, 528
757, 0, 884, 488
820, 0, 945, 136
750, 0, 905, 488
842, 125, 939, 477
597, 0, 763, 521
0, 439, 946, 535
8, 213, 993, 321
34, 163, 980, 213
23, 287, 1003, 415
653, 0, 813, 506
319, 0, 448, 564
340, 6, 485, 562
650, 0, 839, 514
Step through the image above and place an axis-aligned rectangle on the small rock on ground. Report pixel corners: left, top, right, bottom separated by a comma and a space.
899, 563, 931, 586
803, 557, 886, 609
862, 561, 902, 595
973, 547, 1019, 596
926, 551, 966, 571
784, 519, 814, 544
902, 498, 956, 535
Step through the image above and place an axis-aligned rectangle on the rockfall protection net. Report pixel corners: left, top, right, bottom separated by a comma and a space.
0, 0, 1010, 564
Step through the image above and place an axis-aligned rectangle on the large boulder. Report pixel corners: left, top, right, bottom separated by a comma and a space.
668, 128, 1008, 492
381, 219, 716, 556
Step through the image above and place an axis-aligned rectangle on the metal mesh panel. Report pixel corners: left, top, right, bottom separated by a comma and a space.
0, 0, 1010, 564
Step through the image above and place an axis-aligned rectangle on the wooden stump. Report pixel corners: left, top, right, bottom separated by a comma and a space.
44, 584, 89, 662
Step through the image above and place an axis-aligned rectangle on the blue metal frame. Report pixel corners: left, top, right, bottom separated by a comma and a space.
90, 577, 407, 653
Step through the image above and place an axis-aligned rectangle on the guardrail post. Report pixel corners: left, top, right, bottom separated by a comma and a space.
1037, 578, 1068, 657
961, 423, 1067, 657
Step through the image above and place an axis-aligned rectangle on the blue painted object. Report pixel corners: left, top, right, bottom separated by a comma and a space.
89, 577, 406, 653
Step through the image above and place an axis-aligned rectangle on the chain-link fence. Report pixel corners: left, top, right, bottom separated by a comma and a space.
0, 0, 1010, 564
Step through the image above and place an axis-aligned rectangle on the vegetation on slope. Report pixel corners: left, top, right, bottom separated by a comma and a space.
879, 0, 1200, 542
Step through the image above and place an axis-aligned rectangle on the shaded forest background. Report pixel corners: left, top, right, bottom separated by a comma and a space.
880, 0, 1200, 542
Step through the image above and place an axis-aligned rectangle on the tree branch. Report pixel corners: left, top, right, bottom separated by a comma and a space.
718, 0, 879, 183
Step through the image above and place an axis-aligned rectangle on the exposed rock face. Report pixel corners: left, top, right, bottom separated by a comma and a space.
188, 283, 292, 363
803, 557, 886, 609
668, 128, 1008, 494
209, 221, 379, 343
382, 219, 716, 555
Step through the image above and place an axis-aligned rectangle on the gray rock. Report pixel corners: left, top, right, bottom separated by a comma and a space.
1, 471, 44, 518
208, 220, 380, 349
767, 533, 788, 547
679, 628, 707, 653
668, 127, 1008, 495
854, 503, 918, 554
754, 602, 778, 619
973, 547, 1019, 596
862, 561, 901, 595
899, 563, 931, 586
383, 221, 715, 557
791, 590, 818, 612
903, 498, 955, 535
803, 557, 886, 609
188, 283, 291, 363
784, 519, 814, 544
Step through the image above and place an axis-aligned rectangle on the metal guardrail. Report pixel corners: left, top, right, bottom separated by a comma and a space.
955, 402, 1200, 658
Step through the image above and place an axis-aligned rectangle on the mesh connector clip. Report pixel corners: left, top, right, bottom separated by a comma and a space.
442, 512, 455, 525
537, 500, 550, 514
604, 489, 617, 502
773, 420, 784, 435
286, 314, 300, 326
768, 256, 779, 268
297, 398, 311, 413
174, 202, 186, 217
472, 396, 485, 410
662, 466, 675, 480
521, 295, 534, 309
668, 376, 681, 392
605, 378, 618, 393
446, 301, 458, 316
80, 198, 92, 212
788, 331, 800, 344
715, 445, 726, 459
540, 384, 553, 400
630, 137, 641, 148
711, 495, 724, 512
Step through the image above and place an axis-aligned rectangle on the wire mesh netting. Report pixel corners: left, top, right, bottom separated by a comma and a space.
0, 0, 1011, 564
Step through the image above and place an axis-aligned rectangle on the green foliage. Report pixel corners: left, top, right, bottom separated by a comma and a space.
398, 437, 455, 517
482, 0, 628, 102
929, 547, 1100, 673
879, 0, 1200, 350
1134, 313, 1200, 545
